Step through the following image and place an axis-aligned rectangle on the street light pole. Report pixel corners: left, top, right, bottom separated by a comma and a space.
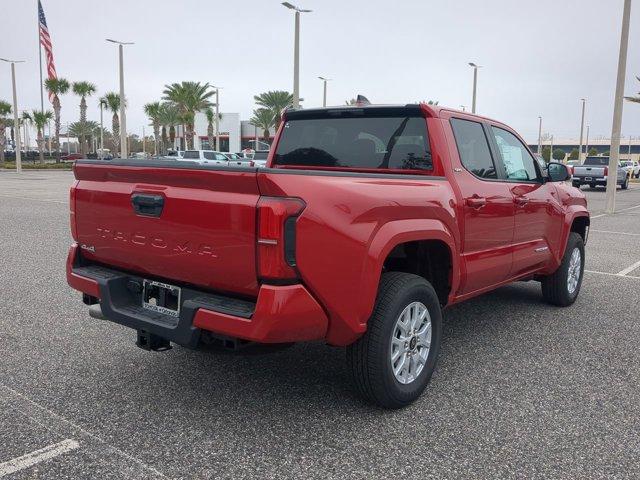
1, 58, 25, 173
282, 3, 311, 109
212, 86, 221, 151
469, 63, 481, 114
318, 77, 330, 107
585, 125, 590, 158
99, 99, 104, 159
537, 116, 542, 154
107, 39, 133, 158
578, 98, 586, 163
605, 0, 632, 214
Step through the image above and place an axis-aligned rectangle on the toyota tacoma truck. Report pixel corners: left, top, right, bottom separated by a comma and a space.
572, 156, 630, 190
67, 104, 589, 408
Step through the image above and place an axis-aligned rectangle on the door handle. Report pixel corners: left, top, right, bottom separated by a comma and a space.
514, 196, 529, 206
131, 193, 164, 217
465, 196, 487, 209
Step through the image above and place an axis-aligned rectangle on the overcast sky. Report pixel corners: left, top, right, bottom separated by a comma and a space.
2, 0, 639, 142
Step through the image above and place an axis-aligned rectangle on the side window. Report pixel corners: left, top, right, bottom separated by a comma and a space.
491, 127, 539, 181
203, 152, 216, 160
216, 153, 228, 161
450, 118, 497, 179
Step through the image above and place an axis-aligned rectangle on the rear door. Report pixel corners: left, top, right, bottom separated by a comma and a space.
73, 160, 260, 297
487, 125, 562, 276
447, 116, 515, 294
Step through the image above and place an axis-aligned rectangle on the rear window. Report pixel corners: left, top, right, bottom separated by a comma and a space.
183, 151, 199, 159
253, 151, 269, 160
584, 157, 608, 165
274, 115, 431, 171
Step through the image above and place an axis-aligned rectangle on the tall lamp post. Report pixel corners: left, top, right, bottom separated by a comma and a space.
605, 0, 632, 213
282, 2, 312, 109
211, 85, 222, 151
106, 39, 133, 158
1, 58, 25, 173
537, 116, 543, 154
578, 98, 586, 163
468, 62, 481, 114
99, 98, 106, 159
318, 76, 331, 107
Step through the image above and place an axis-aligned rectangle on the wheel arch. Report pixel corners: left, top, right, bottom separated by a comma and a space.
359, 219, 459, 326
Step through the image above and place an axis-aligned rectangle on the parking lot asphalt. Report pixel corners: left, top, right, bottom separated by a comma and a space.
0, 170, 639, 479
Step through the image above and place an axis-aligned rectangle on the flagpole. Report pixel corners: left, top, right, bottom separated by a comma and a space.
38, 1, 44, 112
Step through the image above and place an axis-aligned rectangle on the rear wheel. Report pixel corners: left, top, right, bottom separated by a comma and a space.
346, 272, 442, 409
541, 232, 585, 306
622, 175, 629, 190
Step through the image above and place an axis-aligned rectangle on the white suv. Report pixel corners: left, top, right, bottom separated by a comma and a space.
182, 150, 229, 166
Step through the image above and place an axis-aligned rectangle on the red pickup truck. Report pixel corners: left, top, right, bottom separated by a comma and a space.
67, 104, 589, 408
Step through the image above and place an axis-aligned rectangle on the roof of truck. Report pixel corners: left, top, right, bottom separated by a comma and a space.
284, 103, 503, 125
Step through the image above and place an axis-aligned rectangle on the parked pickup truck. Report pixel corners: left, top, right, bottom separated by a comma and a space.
67, 104, 589, 408
572, 156, 630, 190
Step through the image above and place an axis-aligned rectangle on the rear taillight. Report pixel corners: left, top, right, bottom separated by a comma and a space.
257, 197, 305, 282
604, 166, 609, 176
69, 180, 78, 241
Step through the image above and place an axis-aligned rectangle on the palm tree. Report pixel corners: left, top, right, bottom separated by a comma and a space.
250, 108, 276, 142
21, 111, 33, 152
44, 77, 70, 162
24, 110, 54, 163
144, 101, 162, 156
158, 102, 180, 153
0, 100, 12, 163
204, 108, 223, 150
625, 76, 640, 104
72, 81, 96, 155
162, 82, 214, 149
101, 92, 123, 156
254, 90, 292, 128
68, 121, 98, 155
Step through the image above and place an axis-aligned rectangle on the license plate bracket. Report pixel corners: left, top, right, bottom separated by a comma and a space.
142, 280, 181, 317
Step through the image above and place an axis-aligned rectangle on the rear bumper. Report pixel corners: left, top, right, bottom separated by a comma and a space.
572, 175, 625, 185
66, 243, 328, 347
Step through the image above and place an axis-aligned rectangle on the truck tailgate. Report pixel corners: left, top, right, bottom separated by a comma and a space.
573, 166, 605, 177
72, 161, 260, 297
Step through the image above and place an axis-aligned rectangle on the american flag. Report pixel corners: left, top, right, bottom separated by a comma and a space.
38, 0, 57, 102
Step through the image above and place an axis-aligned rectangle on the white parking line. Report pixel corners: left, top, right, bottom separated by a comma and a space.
0, 194, 67, 204
0, 385, 168, 479
590, 229, 640, 236
617, 259, 640, 276
585, 269, 640, 280
0, 439, 80, 477
591, 203, 640, 219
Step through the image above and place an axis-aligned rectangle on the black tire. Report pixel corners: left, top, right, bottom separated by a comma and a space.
346, 272, 442, 409
541, 232, 585, 306
572, 181, 581, 188
622, 175, 629, 190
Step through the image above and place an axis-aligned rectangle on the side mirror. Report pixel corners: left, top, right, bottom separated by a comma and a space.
547, 162, 570, 182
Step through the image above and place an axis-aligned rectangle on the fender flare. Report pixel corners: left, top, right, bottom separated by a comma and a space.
558, 209, 590, 263
357, 218, 459, 327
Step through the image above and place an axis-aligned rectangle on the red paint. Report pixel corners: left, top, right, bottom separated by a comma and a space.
66, 244, 100, 298
193, 283, 328, 343
67, 104, 588, 347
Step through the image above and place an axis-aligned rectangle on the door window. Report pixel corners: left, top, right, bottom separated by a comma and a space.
450, 118, 497, 179
491, 127, 539, 181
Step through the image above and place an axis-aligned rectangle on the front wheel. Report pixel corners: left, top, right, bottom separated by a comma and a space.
541, 232, 585, 306
622, 175, 629, 190
346, 272, 442, 409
